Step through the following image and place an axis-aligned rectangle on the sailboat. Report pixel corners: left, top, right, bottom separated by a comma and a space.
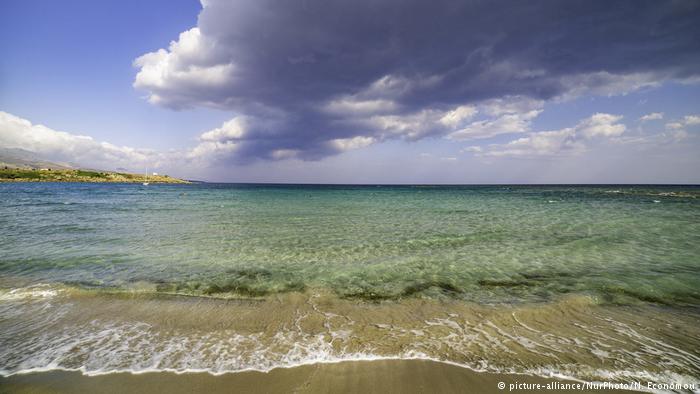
143, 168, 150, 186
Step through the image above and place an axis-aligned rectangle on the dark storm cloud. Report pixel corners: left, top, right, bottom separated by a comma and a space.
134, 0, 700, 163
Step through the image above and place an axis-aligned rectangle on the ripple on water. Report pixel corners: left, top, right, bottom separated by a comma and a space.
0, 287, 698, 389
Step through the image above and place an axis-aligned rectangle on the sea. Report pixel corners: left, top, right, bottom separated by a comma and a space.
1, 183, 698, 389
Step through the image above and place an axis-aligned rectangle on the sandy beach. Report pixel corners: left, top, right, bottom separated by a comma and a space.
0, 359, 641, 394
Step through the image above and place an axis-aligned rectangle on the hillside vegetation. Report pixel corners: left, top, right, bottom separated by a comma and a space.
0, 168, 189, 184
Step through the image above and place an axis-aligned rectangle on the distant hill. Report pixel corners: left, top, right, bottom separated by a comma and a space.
0, 148, 76, 170
0, 168, 189, 184
0, 148, 189, 184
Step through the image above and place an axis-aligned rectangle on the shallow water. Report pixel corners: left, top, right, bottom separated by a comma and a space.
0, 183, 699, 388
1, 183, 699, 303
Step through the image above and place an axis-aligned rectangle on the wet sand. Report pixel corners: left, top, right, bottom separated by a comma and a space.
0, 359, 640, 394
2, 289, 699, 387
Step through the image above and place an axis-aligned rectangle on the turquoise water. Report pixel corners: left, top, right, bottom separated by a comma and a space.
1, 183, 700, 386
1, 183, 699, 305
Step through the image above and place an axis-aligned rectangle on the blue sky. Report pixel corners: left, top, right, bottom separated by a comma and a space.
0, 0, 230, 150
1, 0, 699, 183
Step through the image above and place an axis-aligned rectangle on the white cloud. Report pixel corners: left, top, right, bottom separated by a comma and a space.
447, 109, 542, 140
662, 114, 700, 133
199, 117, 247, 141
0, 111, 251, 171
323, 98, 398, 116
476, 113, 626, 157
558, 71, 662, 100
460, 146, 482, 153
577, 113, 626, 138
186, 140, 239, 162
439, 105, 478, 128
0, 111, 166, 170
133, 28, 236, 109
684, 115, 700, 125
358, 109, 445, 140
483, 129, 584, 157
328, 136, 376, 151
321, 75, 476, 141
327, 94, 543, 143
639, 112, 664, 122
478, 97, 544, 117
446, 96, 544, 141
667, 130, 689, 142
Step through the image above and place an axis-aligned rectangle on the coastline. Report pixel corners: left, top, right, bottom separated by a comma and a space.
0, 168, 189, 183
0, 359, 640, 394
1, 284, 698, 389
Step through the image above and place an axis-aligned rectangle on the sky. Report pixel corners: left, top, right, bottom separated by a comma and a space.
1, 0, 699, 183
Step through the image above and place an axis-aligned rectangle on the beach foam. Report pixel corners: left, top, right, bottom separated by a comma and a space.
0, 288, 697, 392
0, 284, 60, 301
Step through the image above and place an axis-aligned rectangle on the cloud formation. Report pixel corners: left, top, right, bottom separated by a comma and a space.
0, 111, 167, 171
132, 0, 700, 163
447, 98, 543, 141
1, 109, 697, 183
658, 114, 699, 142
471, 113, 627, 157
639, 112, 664, 122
